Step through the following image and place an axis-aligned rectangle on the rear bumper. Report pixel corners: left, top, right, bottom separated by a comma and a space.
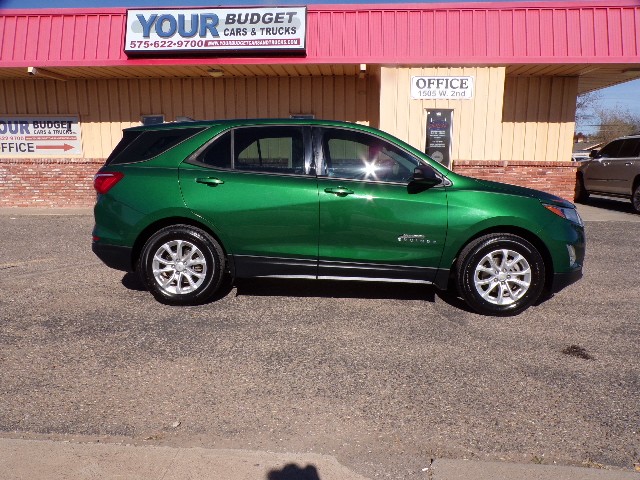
550, 268, 583, 293
92, 242, 134, 272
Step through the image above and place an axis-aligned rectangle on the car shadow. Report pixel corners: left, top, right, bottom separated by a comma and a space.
121, 272, 146, 291
120, 273, 551, 315
577, 195, 637, 214
267, 463, 321, 480
433, 288, 476, 313
120, 271, 235, 302
234, 278, 436, 302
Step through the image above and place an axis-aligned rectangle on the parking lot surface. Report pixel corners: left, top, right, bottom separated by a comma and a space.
0, 199, 638, 478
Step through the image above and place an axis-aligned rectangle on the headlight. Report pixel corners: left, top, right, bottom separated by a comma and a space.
542, 203, 584, 226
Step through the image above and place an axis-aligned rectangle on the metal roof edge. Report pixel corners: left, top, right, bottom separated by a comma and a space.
309, 0, 640, 9
2, 0, 639, 15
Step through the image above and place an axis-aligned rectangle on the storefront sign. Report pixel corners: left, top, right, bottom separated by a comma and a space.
125, 7, 307, 54
411, 76, 474, 100
425, 109, 453, 168
0, 116, 82, 156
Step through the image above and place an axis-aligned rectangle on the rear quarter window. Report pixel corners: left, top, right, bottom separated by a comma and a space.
191, 131, 232, 169
105, 127, 205, 166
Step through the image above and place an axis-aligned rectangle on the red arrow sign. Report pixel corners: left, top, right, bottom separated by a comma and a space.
36, 144, 74, 151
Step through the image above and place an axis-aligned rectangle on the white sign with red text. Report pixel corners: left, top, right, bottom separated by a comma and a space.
0, 116, 82, 156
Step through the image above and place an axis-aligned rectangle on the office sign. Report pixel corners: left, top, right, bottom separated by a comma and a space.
411, 76, 474, 100
125, 7, 307, 54
0, 116, 82, 156
425, 109, 453, 168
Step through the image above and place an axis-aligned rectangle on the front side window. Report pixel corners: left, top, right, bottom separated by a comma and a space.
234, 126, 304, 174
597, 139, 624, 159
321, 129, 419, 183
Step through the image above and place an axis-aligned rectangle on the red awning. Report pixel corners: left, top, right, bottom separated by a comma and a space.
1, 1, 639, 67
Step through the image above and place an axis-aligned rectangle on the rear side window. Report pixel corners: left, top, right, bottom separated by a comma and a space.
106, 127, 205, 165
618, 139, 640, 158
188, 126, 306, 175
235, 126, 304, 174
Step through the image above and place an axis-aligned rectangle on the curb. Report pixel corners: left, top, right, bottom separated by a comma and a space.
2, 439, 638, 480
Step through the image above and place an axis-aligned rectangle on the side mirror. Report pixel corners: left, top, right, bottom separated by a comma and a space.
412, 165, 442, 186
589, 149, 599, 158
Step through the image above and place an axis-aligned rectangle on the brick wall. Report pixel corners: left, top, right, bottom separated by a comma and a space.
453, 160, 579, 202
1, 158, 579, 207
0, 158, 103, 207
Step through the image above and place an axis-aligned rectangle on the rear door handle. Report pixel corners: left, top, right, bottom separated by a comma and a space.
196, 177, 224, 186
324, 187, 354, 197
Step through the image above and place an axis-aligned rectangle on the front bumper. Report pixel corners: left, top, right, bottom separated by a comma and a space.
92, 242, 134, 272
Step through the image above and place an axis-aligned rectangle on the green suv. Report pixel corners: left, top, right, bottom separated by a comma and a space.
93, 119, 584, 316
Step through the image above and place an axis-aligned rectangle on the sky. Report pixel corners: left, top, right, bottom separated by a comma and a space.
577, 79, 640, 135
597, 78, 640, 113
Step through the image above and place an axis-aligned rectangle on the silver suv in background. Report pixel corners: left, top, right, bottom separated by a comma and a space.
576, 134, 640, 212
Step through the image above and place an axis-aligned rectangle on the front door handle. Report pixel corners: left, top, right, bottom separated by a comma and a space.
324, 187, 354, 197
196, 177, 224, 186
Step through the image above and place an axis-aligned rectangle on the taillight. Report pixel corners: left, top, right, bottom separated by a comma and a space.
94, 172, 124, 194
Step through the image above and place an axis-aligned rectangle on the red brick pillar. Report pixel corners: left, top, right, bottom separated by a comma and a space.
0, 158, 104, 207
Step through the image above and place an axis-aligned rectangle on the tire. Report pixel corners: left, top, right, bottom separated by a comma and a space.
138, 225, 225, 305
456, 233, 546, 316
574, 173, 589, 203
632, 183, 640, 213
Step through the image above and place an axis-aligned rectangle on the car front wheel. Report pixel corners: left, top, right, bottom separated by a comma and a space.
632, 183, 640, 213
138, 225, 225, 305
456, 233, 546, 316
574, 173, 589, 203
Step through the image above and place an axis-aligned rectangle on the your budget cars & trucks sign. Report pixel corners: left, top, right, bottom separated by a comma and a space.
125, 7, 307, 54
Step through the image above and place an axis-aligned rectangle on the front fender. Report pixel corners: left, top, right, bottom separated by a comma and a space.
440, 190, 578, 275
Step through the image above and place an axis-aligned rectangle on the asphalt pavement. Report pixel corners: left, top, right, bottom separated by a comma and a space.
0, 196, 639, 479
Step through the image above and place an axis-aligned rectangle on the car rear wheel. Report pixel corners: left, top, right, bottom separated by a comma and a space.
138, 225, 224, 305
456, 233, 545, 316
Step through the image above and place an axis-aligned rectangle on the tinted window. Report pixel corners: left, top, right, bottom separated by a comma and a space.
234, 126, 304, 174
597, 139, 624, 159
105, 130, 142, 165
107, 127, 205, 165
194, 132, 232, 168
617, 139, 640, 158
322, 129, 419, 182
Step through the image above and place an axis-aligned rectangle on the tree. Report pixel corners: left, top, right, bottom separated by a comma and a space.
575, 90, 602, 126
590, 106, 640, 145
576, 89, 640, 144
